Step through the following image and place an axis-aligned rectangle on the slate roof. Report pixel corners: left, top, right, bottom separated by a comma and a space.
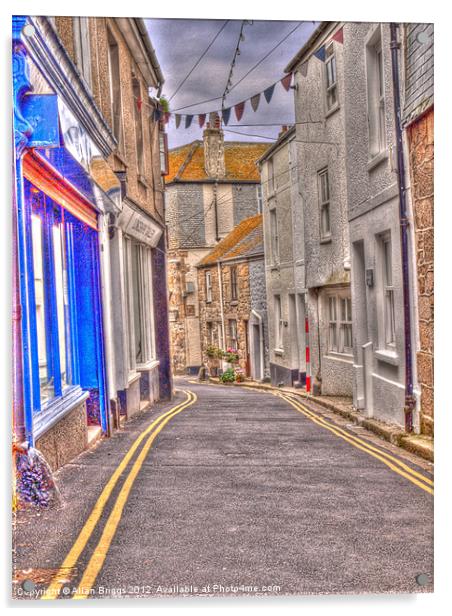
166, 141, 271, 184
198, 214, 264, 266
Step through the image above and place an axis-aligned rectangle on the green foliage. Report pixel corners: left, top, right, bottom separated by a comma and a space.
220, 367, 235, 383
159, 97, 170, 112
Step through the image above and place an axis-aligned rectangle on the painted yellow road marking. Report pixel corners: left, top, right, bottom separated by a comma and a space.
274, 392, 433, 495
278, 392, 433, 488
41, 390, 195, 600
72, 390, 198, 599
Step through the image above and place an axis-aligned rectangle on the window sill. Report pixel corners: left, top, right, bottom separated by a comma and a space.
274, 348, 284, 356
34, 386, 89, 441
136, 359, 160, 372
270, 263, 280, 271
230, 300, 239, 306
367, 150, 388, 172
325, 351, 353, 362
375, 348, 399, 366
325, 103, 340, 119
128, 371, 141, 386
320, 236, 332, 244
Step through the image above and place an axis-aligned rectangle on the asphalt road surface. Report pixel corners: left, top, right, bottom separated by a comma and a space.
13, 378, 434, 600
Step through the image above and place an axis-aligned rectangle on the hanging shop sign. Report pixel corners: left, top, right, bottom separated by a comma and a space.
119, 201, 163, 248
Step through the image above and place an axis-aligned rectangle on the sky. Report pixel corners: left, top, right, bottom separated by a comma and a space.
145, 19, 317, 149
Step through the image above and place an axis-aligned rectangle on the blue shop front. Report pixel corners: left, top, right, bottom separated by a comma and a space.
13, 16, 117, 470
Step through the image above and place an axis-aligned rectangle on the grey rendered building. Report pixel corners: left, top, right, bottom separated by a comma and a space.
258, 126, 307, 387
341, 22, 420, 429
285, 23, 353, 397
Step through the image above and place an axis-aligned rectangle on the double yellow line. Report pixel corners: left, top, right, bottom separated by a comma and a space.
273, 391, 433, 496
42, 389, 197, 600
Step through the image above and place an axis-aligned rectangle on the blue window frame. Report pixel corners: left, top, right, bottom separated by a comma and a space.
23, 178, 108, 434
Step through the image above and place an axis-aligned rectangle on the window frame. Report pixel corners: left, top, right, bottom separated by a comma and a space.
379, 231, 396, 349
274, 294, 284, 351
107, 28, 124, 152
324, 42, 338, 112
229, 319, 238, 350
317, 167, 331, 240
205, 270, 212, 303
366, 25, 386, 159
326, 291, 353, 356
270, 207, 279, 263
230, 265, 238, 301
73, 17, 92, 88
132, 75, 145, 178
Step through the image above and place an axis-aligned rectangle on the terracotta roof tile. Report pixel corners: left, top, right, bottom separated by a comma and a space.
198, 214, 263, 266
166, 141, 271, 184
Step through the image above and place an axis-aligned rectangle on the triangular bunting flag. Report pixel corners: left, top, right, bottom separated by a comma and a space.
250, 93, 261, 112
264, 84, 276, 104
300, 60, 309, 77
331, 27, 344, 44
175, 114, 181, 129
313, 45, 326, 62
222, 107, 231, 126
234, 101, 245, 122
185, 115, 193, 129
164, 112, 171, 124
198, 114, 206, 128
153, 107, 161, 122
281, 73, 292, 91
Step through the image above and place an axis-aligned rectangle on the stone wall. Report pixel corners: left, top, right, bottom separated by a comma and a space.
249, 259, 270, 378
407, 109, 434, 435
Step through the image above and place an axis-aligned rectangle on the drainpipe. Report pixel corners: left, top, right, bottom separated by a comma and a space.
390, 23, 415, 432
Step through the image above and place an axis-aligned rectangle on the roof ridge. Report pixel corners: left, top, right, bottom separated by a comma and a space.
198, 214, 263, 266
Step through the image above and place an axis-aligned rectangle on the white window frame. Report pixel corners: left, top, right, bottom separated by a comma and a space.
366, 25, 386, 159
229, 319, 238, 350
205, 270, 212, 303
132, 75, 145, 177
256, 184, 263, 214
107, 28, 124, 152
270, 208, 279, 263
326, 291, 353, 356
230, 265, 238, 301
317, 167, 331, 240
274, 294, 284, 351
379, 231, 396, 349
267, 158, 275, 195
123, 238, 156, 372
324, 42, 338, 112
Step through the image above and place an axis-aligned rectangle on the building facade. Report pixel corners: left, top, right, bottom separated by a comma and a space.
196, 214, 269, 381
402, 23, 434, 435
166, 125, 270, 375
341, 22, 420, 430
13, 15, 172, 477
258, 127, 307, 387
285, 24, 353, 397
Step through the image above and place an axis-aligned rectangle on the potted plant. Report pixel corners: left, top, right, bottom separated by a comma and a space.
224, 347, 239, 365
206, 345, 223, 377
235, 368, 246, 383
220, 367, 235, 384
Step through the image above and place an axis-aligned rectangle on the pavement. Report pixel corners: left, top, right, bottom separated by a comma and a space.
13, 378, 434, 600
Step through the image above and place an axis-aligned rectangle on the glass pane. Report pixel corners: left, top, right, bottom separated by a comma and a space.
31, 215, 54, 404
384, 238, 392, 285
53, 224, 70, 388
131, 244, 143, 363
321, 204, 330, 235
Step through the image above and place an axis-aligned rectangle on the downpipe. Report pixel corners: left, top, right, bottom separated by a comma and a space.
390, 23, 415, 432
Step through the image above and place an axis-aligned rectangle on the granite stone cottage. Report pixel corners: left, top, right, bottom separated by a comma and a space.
165, 122, 270, 375
196, 214, 269, 381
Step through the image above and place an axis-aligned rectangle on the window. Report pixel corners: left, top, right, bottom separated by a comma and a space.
30, 194, 73, 406
274, 295, 283, 350
132, 76, 145, 177
73, 17, 92, 88
206, 321, 214, 346
256, 184, 263, 214
230, 266, 238, 301
366, 27, 386, 157
124, 239, 156, 369
317, 168, 331, 239
381, 233, 396, 346
229, 319, 238, 349
159, 131, 169, 176
205, 270, 212, 303
327, 293, 352, 354
325, 43, 338, 111
267, 158, 275, 194
107, 29, 123, 150
270, 208, 279, 262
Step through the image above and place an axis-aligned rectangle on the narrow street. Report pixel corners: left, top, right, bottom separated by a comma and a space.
13, 379, 433, 599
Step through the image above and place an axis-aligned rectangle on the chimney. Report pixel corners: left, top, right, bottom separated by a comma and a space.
203, 113, 225, 179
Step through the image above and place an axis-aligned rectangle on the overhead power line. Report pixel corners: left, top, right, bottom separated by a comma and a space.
168, 20, 230, 103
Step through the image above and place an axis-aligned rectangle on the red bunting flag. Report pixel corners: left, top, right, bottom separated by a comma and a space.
198, 114, 206, 128
281, 73, 292, 91
331, 27, 344, 44
234, 101, 245, 122
164, 112, 171, 124
136, 97, 143, 111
